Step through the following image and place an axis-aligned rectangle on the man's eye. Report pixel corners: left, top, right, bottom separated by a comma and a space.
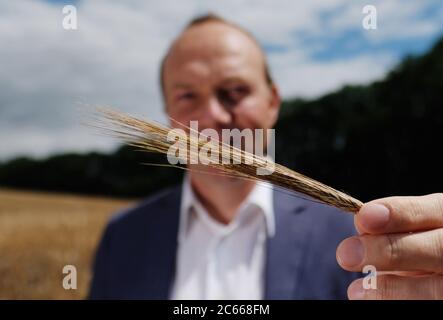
177, 92, 195, 101
227, 86, 248, 98
217, 86, 249, 107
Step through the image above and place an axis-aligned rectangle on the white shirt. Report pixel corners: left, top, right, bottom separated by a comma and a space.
170, 175, 275, 300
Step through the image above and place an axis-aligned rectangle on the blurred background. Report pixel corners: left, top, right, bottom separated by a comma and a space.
0, 0, 442, 299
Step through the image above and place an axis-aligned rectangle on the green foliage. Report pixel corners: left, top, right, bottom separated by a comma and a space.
275, 37, 443, 201
0, 147, 182, 198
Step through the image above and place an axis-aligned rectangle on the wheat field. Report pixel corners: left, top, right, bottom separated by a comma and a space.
0, 188, 134, 299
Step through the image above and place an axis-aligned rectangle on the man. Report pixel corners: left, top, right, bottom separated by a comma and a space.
89, 14, 443, 300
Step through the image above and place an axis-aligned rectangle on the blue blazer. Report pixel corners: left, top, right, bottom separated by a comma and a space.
89, 185, 359, 299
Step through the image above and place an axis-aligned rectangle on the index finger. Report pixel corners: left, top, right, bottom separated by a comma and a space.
355, 193, 443, 234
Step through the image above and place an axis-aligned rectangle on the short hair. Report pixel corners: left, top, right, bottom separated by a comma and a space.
159, 13, 274, 100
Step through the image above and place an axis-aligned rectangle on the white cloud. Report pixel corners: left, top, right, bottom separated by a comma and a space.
0, 0, 441, 160
269, 51, 396, 98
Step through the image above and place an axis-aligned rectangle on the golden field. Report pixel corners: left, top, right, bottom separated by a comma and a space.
0, 188, 134, 299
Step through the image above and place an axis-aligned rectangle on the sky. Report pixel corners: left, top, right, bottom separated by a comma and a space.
1, 0, 443, 161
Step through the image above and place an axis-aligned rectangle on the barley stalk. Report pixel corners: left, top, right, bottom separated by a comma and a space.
89, 107, 363, 213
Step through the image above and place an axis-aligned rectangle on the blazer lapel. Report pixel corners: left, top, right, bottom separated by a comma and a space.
141, 186, 182, 299
264, 188, 314, 299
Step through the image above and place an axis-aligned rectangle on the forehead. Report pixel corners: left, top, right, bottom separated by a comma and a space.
163, 22, 265, 86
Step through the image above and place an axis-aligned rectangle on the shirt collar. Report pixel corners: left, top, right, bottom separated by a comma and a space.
178, 174, 275, 244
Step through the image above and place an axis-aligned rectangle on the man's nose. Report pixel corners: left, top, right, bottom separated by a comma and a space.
200, 96, 232, 126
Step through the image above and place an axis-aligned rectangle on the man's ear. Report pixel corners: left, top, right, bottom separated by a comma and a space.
267, 84, 281, 127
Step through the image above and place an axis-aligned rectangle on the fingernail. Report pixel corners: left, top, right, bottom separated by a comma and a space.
359, 203, 390, 231
337, 237, 364, 268
348, 279, 366, 300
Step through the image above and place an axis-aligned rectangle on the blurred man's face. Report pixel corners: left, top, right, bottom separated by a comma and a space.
162, 22, 280, 136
